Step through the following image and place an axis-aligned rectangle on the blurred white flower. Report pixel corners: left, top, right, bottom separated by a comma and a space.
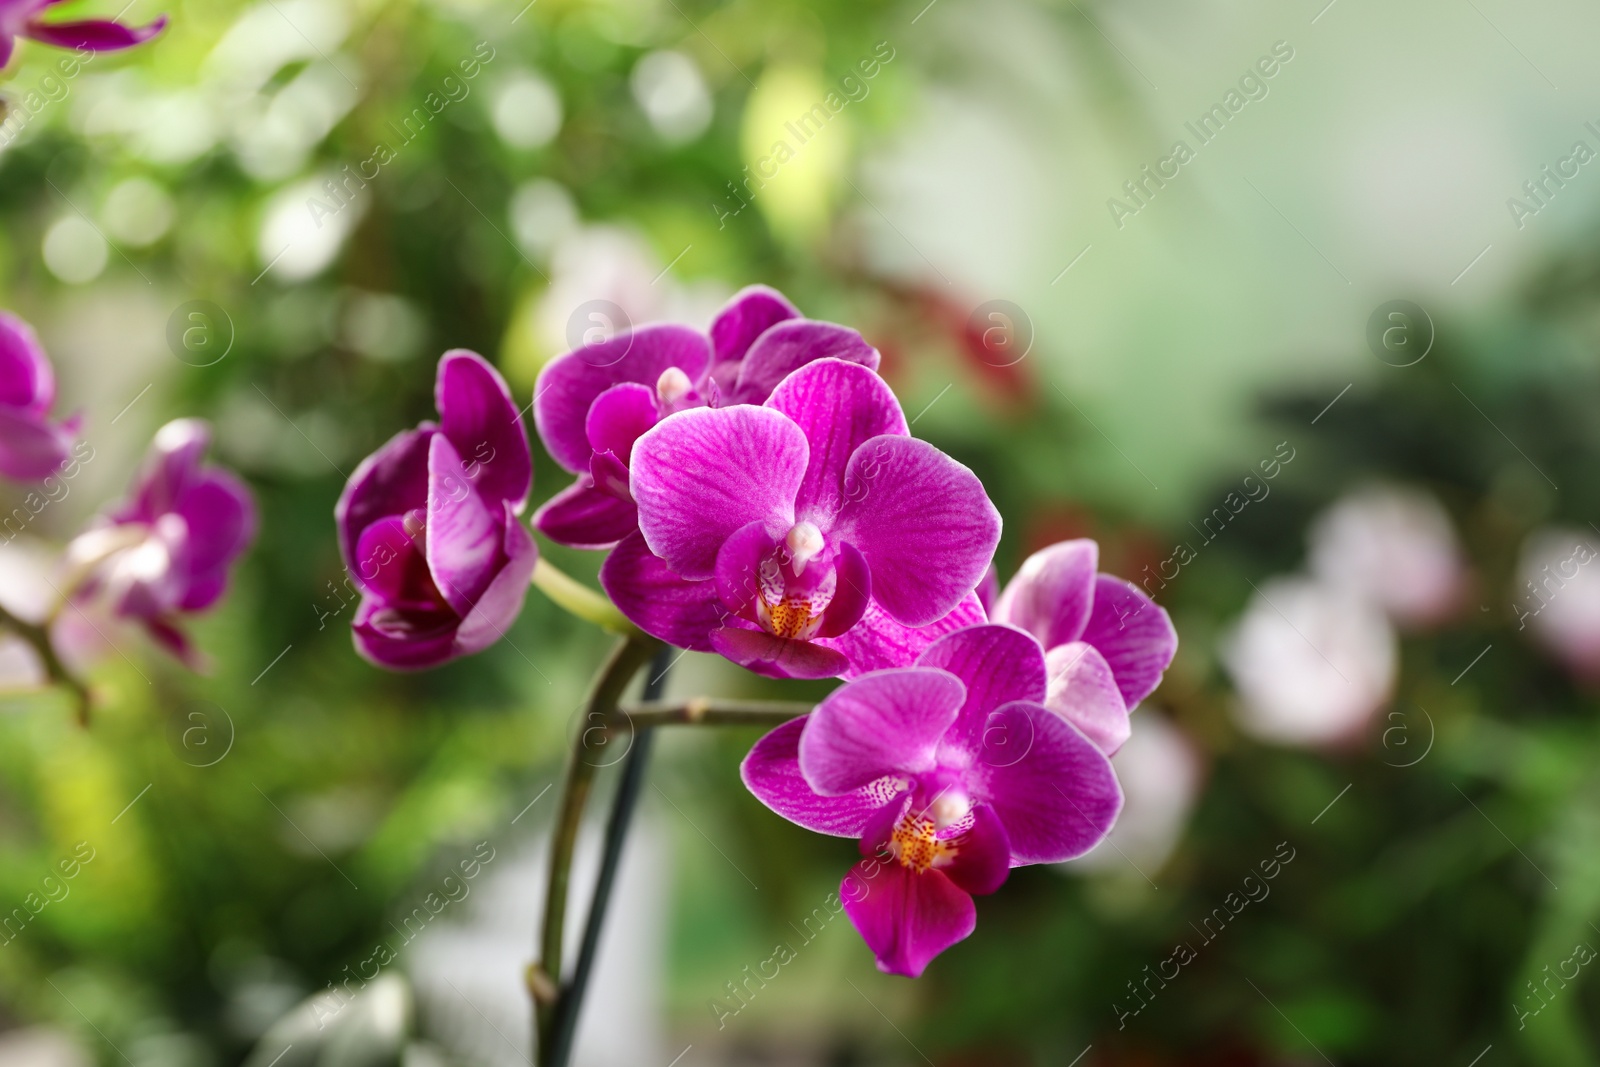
490, 71, 562, 150
1516, 528, 1600, 682
1223, 576, 1397, 746
1069, 709, 1201, 877
509, 179, 579, 261
1309, 485, 1466, 628
41, 217, 108, 285
102, 178, 176, 247
630, 50, 712, 144
257, 174, 365, 283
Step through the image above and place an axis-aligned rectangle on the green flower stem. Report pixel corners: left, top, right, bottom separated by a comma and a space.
0, 603, 89, 725
611, 698, 815, 729
531, 633, 660, 1059
531, 557, 639, 636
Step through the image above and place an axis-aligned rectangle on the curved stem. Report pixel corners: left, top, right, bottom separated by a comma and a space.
544, 648, 672, 1067
612, 698, 815, 729
531, 557, 639, 637
530, 633, 660, 1058
0, 603, 89, 725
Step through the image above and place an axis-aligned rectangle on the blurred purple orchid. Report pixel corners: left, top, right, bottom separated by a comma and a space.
0, 0, 167, 66
336, 350, 536, 670
742, 625, 1122, 976
64, 419, 254, 666
532, 286, 880, 549
600, 357, 1000, 680
989, 540, 1178, 754
0, 312, 78, 482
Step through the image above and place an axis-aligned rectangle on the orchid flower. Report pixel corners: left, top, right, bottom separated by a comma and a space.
532, 286, 880, 549
600, 357, 999, 679
742, 624, 1122, 976
0, 312, 78, 482
0, 0, 166, 67
63, 418, 253, 665
989, 539, 1178, 754
336, 350, 536, 670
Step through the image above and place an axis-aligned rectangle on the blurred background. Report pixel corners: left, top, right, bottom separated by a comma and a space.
2, 0, 1600, 1063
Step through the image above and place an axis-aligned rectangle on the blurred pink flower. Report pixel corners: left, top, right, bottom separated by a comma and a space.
1308, 486, 1467, 628
63, 419, 254, 667
0, 312, 78, 482
1223, 576, 1396, 747
1516, 528, 1600, 682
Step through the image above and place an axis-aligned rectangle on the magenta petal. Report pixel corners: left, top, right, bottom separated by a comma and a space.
799, 668, 965, 795
436, 350, 532, 511
709, 627, 847, 680
173, 471, 257, 609
118, 418, 208, 521
23, 14, 167, 51
765, 358, 906, 522
940, 804, 1011, 896
426, 435, 506, 615
918, 624, 1047, 755
709, 285, 800, 365
741, 716, 903, 838
835, 435, 1001, 626
0, 406, 73, 481
533, 476, 637, 550
817, 542, 871, 638
630, 405, 806, 581
1080, 575, 1178, 708
819, 593, 986, 677
353, 517, 440, 609
968, 701, 1122, 865
713, 521, 775, 625
842, 862, 974, 978
0, 312, 54, 412
534, 324, 709, 473
992, 540, 1098, 650
1044, 642, 1130, 756
584, 382, 659, 461
600, 531, 724, 651
453, 506, 537, 656
336, 425, 435, 567
732, 321, 881, 406
352, 599, 460, 670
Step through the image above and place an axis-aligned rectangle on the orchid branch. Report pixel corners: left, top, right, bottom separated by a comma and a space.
0, 602, 89, 724
531, 556, 640, 636
530, 633, 660, 1059
612, 697, 815, 728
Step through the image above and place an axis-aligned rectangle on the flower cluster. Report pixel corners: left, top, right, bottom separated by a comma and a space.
339, 286, 1178, 975
0, 310, 254, 688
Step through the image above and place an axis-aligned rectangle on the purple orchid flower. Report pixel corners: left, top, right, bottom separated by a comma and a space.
336, 350, 536, 670
0, 312, 79, 482
532, 286, 881, 550
989, 540, 1178, 755
64, 418, 254, 665
599, 357, 1000, 680
0, 0, 167, 66
742, 624, 1122, 976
